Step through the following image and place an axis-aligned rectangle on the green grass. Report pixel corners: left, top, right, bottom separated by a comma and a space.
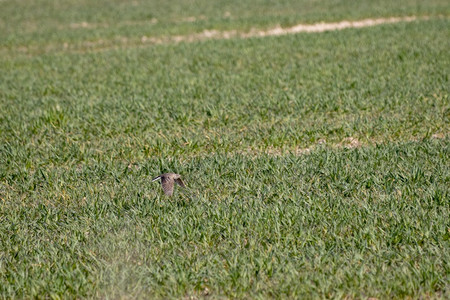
1, 1, 449, 298
1, 140, 449, 298
1, 20, 448, 161
1, 0, 449, 55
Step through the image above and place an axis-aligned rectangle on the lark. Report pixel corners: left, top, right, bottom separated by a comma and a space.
152, 173, 186, 196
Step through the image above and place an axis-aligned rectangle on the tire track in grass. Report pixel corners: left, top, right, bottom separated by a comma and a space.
7, 15, 446, 56
236, 133, 448, 158
174, 133, 448, 162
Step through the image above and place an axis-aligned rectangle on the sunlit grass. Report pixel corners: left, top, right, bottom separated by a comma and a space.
0, 2, 449, 298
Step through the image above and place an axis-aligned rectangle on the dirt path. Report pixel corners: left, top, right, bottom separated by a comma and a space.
8, 15, 442, 56
142, 16, 429, 43
246, 16, 423, 36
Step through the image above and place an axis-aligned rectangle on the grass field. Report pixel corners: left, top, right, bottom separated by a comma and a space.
1, 0, 449, 298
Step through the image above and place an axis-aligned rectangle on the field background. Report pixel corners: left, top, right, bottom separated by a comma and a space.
1, 0, 449, 298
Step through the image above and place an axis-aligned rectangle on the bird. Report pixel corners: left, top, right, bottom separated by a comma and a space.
152, 173, 186, 196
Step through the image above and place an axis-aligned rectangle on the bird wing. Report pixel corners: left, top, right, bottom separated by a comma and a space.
161, 176, 174, 196
151, 175, 162, 182
175, 178, 186, 188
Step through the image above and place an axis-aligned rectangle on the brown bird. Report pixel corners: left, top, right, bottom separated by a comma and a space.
152, 173, 186, 196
